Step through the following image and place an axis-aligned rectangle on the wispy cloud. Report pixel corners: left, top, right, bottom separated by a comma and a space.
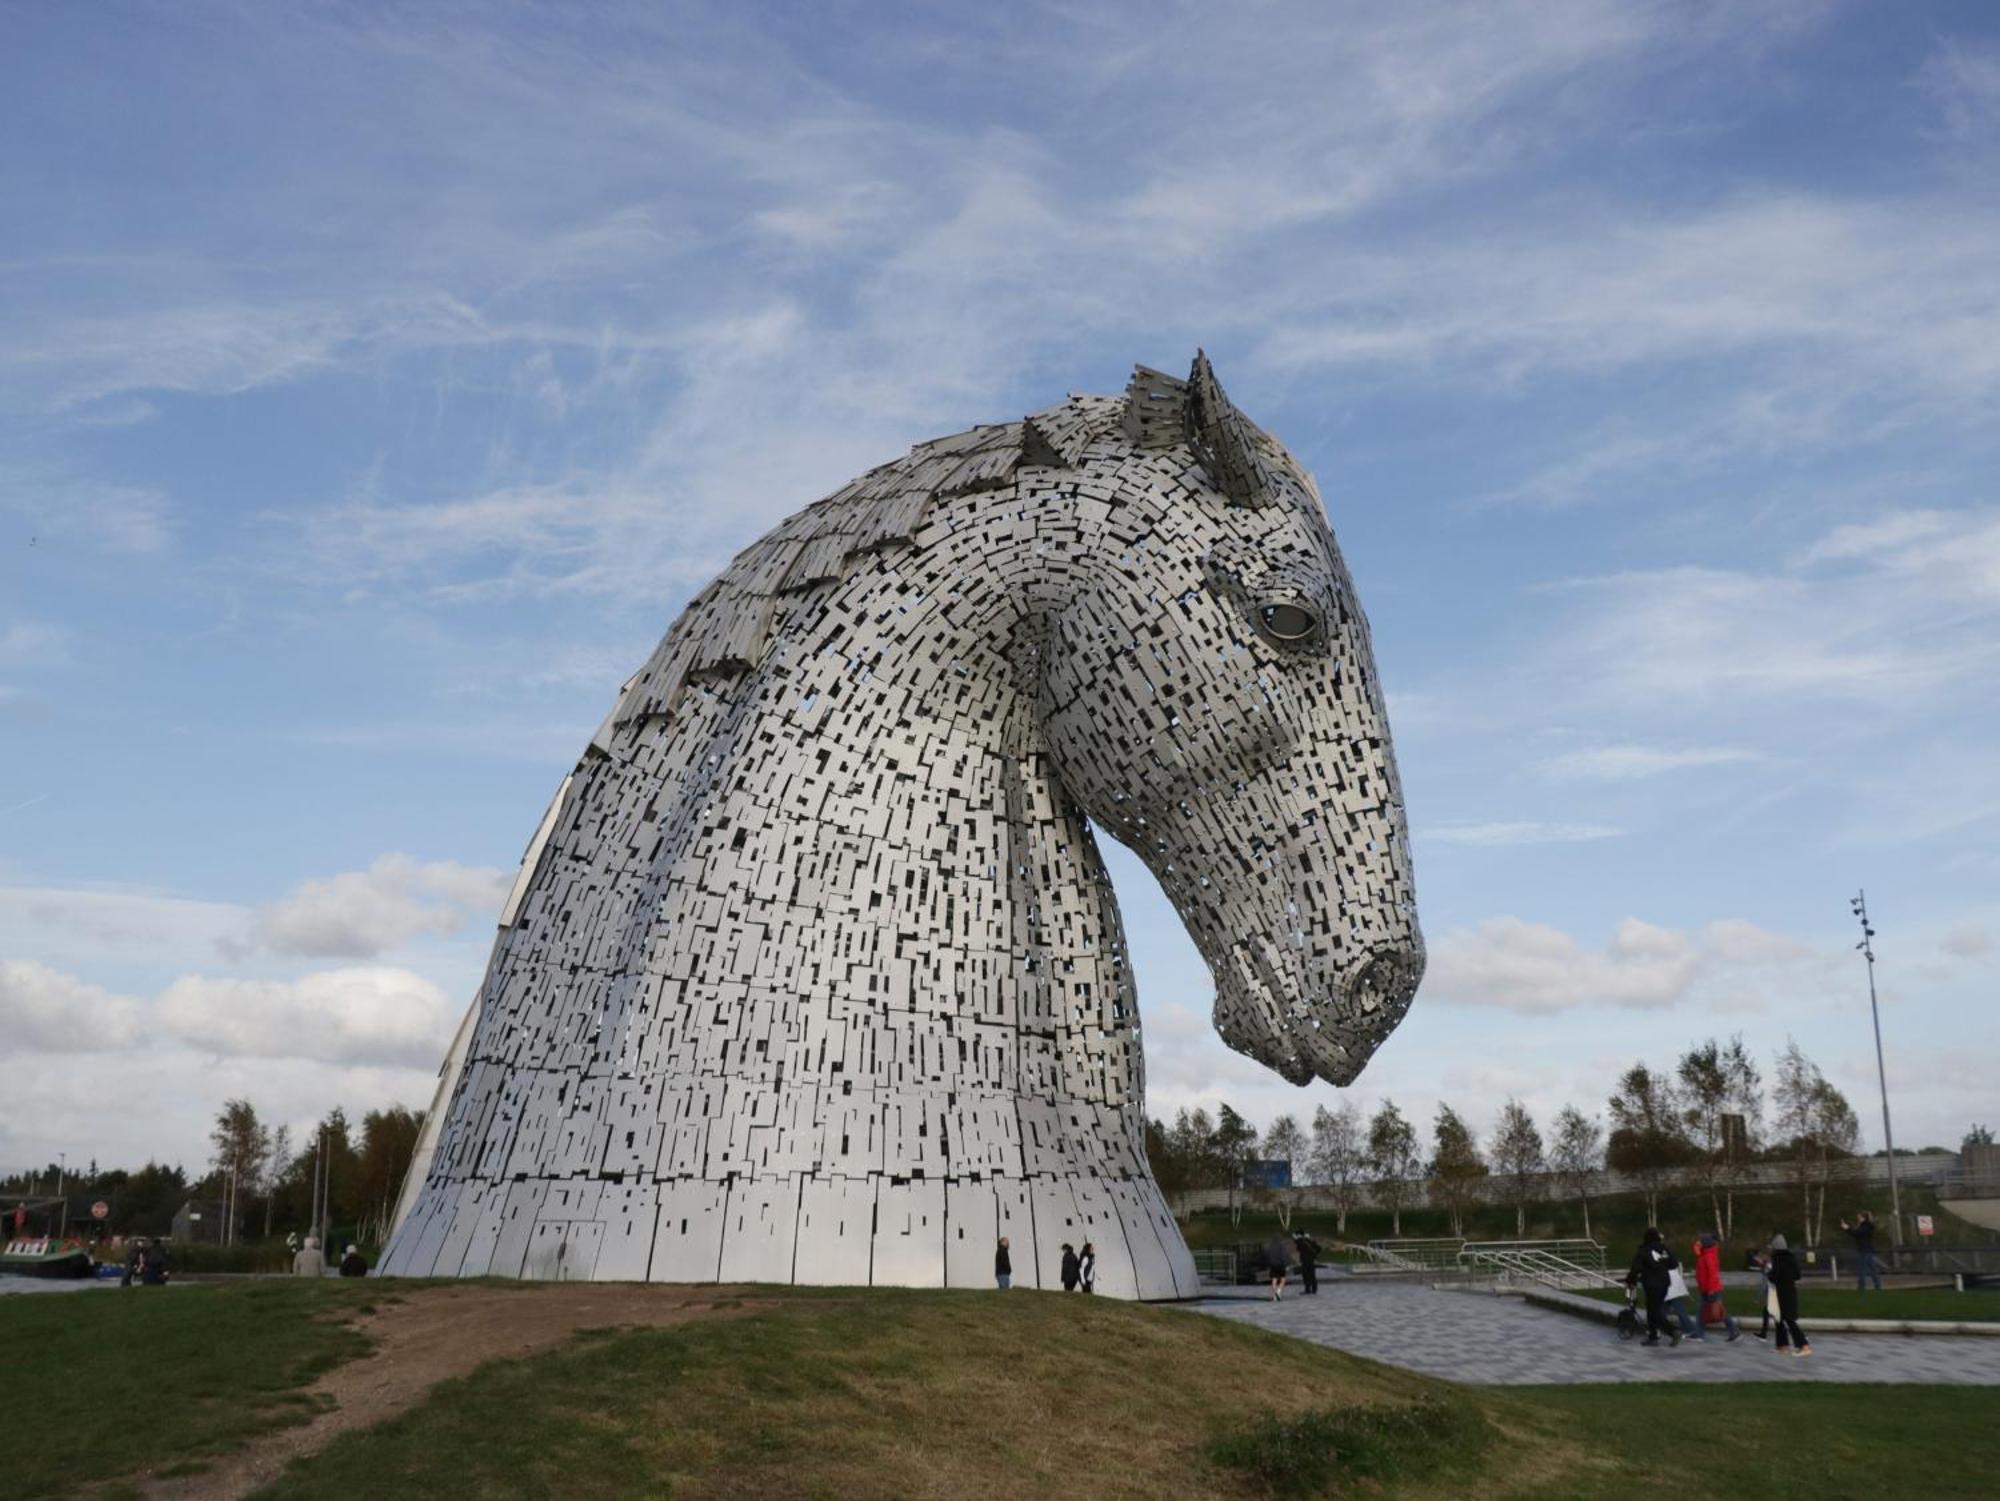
1543, 745, 1760, 781
1421, 821, 1624, 847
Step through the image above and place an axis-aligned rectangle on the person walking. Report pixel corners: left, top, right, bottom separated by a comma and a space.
338, 1244, 369, 1278
994, 1236, 1012, 1290
121, 1237, 144, 1288
1060, 1242, 1081, 1292
1078, 1241, 1097, 1294
293, 1234, 327, 1278
1623, 1227, 1682, 1346
1766, 1234, 1812, 1357
1691, 1231, 1741, 1341
1293, 1230, 1320, 1295
1263, 1233, 1290, 1301
1839, 1210, 1884, 1292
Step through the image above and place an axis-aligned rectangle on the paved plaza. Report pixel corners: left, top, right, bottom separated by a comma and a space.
1187, 1278, 2000, 1385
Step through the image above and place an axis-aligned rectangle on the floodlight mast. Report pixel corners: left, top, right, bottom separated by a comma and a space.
1851, 890, 1902, 1246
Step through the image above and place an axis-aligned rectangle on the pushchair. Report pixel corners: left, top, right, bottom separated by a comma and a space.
1615, 1284, 1645, 1342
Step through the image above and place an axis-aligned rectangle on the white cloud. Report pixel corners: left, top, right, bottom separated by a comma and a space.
1941, 925, 1992, 960
1422, 821, 1623, 847
1921, 35, 2000, 140
0, 472, 171, 554
0, 957, 460, 1069
239, 855, 511, 959
1542, 745, 1758, 781
1424, 915, 1819, 1015
0, 622, 69, 668
0, 884, 249, 974
1427, 916, 1699, 1013
156, 966, 457, 1068
0, 960, 141, 1052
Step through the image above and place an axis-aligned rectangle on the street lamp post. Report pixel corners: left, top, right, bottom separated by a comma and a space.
1851, 890, 1902, 1246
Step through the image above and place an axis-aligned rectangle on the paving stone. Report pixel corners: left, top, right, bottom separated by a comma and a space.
1185, 1278, 2000, 1385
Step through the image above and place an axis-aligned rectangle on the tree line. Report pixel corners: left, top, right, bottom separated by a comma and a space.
1146, 1034, 1965, 1243
5, 1098, 422, 1246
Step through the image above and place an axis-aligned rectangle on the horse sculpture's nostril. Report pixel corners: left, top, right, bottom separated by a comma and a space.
1351, 948, 1423, 1025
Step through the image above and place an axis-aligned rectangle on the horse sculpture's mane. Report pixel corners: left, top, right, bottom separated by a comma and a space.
605, 395, 1119, 733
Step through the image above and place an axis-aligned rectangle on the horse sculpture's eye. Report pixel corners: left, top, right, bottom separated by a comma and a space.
1258, 602, 1319, 643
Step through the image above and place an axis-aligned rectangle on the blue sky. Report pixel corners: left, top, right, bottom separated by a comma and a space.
3, 1, 1996, 1175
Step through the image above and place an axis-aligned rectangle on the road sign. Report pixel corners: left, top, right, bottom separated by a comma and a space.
90, 1200, 109, 1220
1917, 1215, 1935, 1237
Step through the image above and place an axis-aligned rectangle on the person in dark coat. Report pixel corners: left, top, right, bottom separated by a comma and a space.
1263, 1233, 1290, 1300
1078, 1241, 1097, 1293
1839, 1210, 1884, 1292
994, 1236, 1012, 1290
1766, 1234, 1811, 1356
1293, 1230, 1321, 1295
338, 1244, 369, 1278
1060, 1243, 1081, 1291
1624, 1226, 1681, 1346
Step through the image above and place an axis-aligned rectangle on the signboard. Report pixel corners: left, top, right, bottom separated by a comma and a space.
1243, 1158, 1292, 1190
90, 1201, 109, 1221
1917, 1215, 1935, 1237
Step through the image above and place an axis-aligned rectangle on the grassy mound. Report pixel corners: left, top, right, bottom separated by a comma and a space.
259, 1289, 1509, 1500
12, 1281, 1998, 1499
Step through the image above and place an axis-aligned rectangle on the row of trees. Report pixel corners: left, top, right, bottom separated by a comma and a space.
7, 1099, 422, 1245
1146, 1035, 1894, 1242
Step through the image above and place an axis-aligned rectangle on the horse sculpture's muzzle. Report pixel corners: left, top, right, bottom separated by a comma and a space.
1222, 935, 1425, 1088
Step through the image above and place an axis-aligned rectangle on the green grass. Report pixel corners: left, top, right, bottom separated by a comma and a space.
1502, 1384, 2000, 1500
1578, 1285, 2000, 1323
257, 1290, 1505, 1501
0, 1281, 381, 1494
1210, 1396, 1486, 1494
12, 1279, 1998, 1499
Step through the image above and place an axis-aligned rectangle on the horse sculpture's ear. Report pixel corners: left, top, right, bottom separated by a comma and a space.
1184, 350, 1278, 508
1122, 363, 1189, 449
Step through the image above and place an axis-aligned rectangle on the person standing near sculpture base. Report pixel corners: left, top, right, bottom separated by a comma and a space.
1840, 1210, 1884, 1292
1293, 1230, 1321, 1295
1624, 1227, 1681, 1346
1766, 1234, 1812, 1356
1692, 1231, 1740, 1341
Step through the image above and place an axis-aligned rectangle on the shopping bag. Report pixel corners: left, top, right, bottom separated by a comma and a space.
1701, 1296, 1727, 1326
1665, 1267, 1689, 1302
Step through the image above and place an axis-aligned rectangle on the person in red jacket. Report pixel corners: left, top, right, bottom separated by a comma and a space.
1692, 1231, 1742, 1341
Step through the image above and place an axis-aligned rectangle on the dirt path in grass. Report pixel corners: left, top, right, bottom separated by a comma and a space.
127, 1283, 773, 1501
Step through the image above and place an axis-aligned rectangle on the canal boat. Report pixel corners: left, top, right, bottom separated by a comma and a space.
0, 1235, 96, 1279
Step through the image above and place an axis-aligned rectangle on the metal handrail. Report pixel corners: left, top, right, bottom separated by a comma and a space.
1458, 1242, 1622, 1291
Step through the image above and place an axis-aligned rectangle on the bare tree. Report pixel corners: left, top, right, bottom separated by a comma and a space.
1489, 1099, 1545, 1238
1367, 1100, 1422, 1237
1775, 1040, 1859, 1243
1261, 1114, 1306, 1173
262, 1123, 291, 1238
1678, 1038, 1733, 1238
1720, 1037, 1763, 1237
1214, 1105, 1258, 1226
1309, 1102, 1365, 1234
1607, 1064, 1691, 1225
209, 1099, 271, 1248
1549, 1106, 1604, 1240
1428, 1104, 1487, 1237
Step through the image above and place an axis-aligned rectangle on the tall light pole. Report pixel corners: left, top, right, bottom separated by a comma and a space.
1851, 890, 1902, 1246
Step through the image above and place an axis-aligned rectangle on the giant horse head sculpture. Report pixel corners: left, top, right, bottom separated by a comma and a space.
380, 353, 1422, 1299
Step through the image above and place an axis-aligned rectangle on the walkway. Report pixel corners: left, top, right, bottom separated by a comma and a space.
1188, 1279, 2000, 1385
